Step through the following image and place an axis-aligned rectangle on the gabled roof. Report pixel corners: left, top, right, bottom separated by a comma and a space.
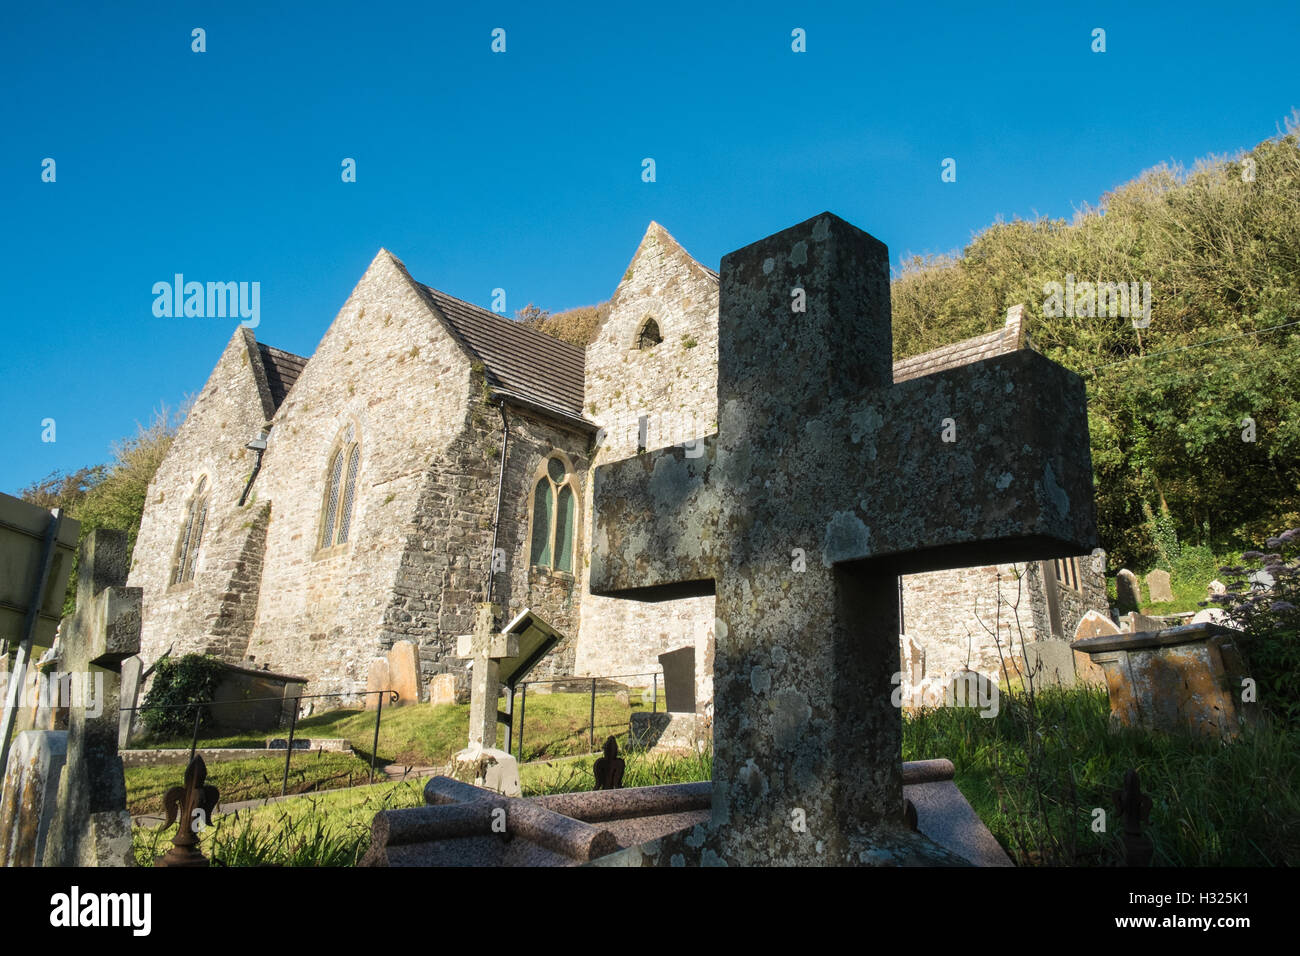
415, 283, 586, 419
256, 343, 308, 410
892, 305, 1029, 384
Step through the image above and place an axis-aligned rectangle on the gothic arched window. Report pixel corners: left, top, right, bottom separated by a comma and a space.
529, 455, 577, 573
319, 422, 361, 551
171, 476, 209, 585
636, 317, 662, 350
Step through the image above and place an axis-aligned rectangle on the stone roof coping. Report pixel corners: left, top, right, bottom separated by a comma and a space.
1071, 621, 1242, 655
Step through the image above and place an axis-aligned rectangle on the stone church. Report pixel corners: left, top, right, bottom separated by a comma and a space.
128, 222, 1106, 713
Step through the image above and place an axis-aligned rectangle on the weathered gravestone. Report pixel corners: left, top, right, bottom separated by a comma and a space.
0, 730, 67, 866
1145, 569, 1173, 603
387, 640, 422, 705
1116, 569, 1141, 613
42, 529, 140, 867
658, 646, 695, 713
428, 672, 458, 707
117, 655, 143, 748
589, 212, 1097, 865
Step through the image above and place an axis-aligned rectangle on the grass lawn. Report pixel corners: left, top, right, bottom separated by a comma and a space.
129, 686, 667, 767
132, 685, 1299, 866
131, 745, 710, 867
125, 751, 378, 815
126, 687, 669, 813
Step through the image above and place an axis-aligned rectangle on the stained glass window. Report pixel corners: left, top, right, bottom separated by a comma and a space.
531, 456, 577, 573
531, 478, 553, 568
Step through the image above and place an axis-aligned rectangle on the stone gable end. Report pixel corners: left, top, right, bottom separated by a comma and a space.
130, 328, 279, 664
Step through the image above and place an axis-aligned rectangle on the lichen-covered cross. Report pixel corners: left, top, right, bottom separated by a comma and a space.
590, 213, 1097, 865
456, 603, 515, 749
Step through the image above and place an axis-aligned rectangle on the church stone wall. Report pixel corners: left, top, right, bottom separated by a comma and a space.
130, 328, 276, 666
491, 412, 593, 682
1025, 557, 1109, 641
901, 563, 1041, 691
243, 251, 477, 700
575, 223, 720, 685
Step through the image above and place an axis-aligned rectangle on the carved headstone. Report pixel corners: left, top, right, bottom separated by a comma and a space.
1145, 569, 1173, 603
428, 673, 457, 707
657, 647, 695, 714
364, 658, 390, 710
41, 529, 140, 867
589, 212, 1097, 865
1116, 569, 1141, 613
118, 655, 143, 748
387, 640, 421, 706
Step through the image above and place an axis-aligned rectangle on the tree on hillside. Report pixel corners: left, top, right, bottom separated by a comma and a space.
21, 403, 188, 615
515, 301, 609, 349
890, 113, 1300, 567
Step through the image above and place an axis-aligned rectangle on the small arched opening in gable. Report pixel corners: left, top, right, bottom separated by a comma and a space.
635, 317, 662, 351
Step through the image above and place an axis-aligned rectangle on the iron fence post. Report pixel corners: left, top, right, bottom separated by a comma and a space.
370, 690, 385, 785
518, 682, 527, 761
590, 677, 596, 753
280, 703, 299, 797
188, 706, 201, 765
653, 673, 658, 714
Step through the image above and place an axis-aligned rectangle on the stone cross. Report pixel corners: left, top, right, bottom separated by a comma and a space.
590, 213, 1097, 865
456, 603, 515, 749
42, 529, 141, 866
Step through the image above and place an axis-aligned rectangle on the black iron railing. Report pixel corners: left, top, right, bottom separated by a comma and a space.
120, 689, 399, 795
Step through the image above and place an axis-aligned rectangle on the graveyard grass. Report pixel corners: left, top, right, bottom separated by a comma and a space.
904, 686, 1300, 866
131, 741, 709, 866
128, 686, 1299, 866
125, 688, 666, 814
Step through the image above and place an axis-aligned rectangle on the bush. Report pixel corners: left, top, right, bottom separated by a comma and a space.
139, 654, 227, 738
1211, 528, 1300, 725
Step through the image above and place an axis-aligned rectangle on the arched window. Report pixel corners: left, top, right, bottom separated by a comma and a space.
636, 317, 662, 350
529, 455, 577, 573
319, 422, 361, 551
171, 476, 209, 585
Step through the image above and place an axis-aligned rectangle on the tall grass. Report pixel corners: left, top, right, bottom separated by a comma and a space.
904, 686, 1300, 866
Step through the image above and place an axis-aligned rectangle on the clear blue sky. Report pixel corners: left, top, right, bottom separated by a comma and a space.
2, 1, 1297, 494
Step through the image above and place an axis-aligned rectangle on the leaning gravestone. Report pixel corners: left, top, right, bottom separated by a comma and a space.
42, 529, 140, 867
1145, 569, 1173, 603
588, 212, 1097, 865
1116, 569, 1141, 613
0, 730, 68, 866
117, 655, 143, 748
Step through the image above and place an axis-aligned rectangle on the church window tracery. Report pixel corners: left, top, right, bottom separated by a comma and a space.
529, 455, 577, 573
319, 422, 361, 552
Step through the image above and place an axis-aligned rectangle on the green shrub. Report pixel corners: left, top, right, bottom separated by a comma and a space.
139, 654, 227, 738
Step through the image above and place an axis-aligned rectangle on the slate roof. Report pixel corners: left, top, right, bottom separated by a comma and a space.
417, 283, 586, 420
891, 307, 1028, 384
257, 343, 308, 410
